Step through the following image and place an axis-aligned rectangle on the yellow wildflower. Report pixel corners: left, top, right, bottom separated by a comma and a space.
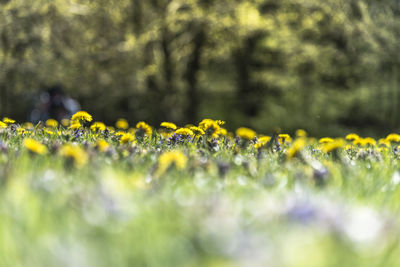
136, 121, 152, 137
0, 121, 6, 128
24, 138, 47, 155
199, 119, 220, 138
96, 139, 110, 152
3, 117, 15, 124
71, 111, 92, 122
319, 137, 334, 144
296, 129, 307, 137
60, 144, 88, 167
70, 121, 82, 130
215, 120, 225, 126
46, 119, 58, 128
61, 118, 70, 127
116, 118, 129, 130
362, 137, 376, 146
345, 133, 359, 141
386, 133, 400, 143
23, 122, 34, 129
354, 137, 376, 147
90, 122, 106, 131
160, 122, 177, 130
219, 128, 228, 136
155, 151, 187, 177
287, 138, 306, 159
254, 136, 271, 149
190, 126, 205, 136
115, 131, 126, 137
120, 133, 135, 144
322, 138, 345, 153
378, 138, 390, 147
236, 127, 256, 140
175, 128, 194, 137
278, 134, 292, 143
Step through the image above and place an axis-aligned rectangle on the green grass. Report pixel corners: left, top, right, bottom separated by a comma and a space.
0, 123, 400, 267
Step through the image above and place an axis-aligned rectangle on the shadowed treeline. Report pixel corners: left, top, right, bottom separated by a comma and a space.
1, 0, 400, 136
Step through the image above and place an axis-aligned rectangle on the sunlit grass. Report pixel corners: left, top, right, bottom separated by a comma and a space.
0, 114, 400, 266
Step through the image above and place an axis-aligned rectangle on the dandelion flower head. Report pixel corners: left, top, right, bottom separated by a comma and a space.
71, 111, 93, 123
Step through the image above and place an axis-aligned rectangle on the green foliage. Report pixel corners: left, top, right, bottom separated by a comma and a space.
1, 0, 400, 135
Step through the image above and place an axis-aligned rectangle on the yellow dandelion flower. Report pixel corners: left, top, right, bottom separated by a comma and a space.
45, 129, 54, 135
70, 121, 82, 130
160, 122, 177, 130
107, 126, 115, 132
322, 138, 345, 153
71, 111, 92, 122
254, 136, 271, 149
362, 137, 376, 146
116, 118, 129, 130
96, 139, 110, 152
61, 118, 70, 127
0, 121, 6, 128
353, 137, 376, 147
3, 117, 15, 124
24, 138, 47, 155
219, 128, 228, 136
278, 134, 292, 143
386, 133, 400, 143
120, 133, 135, 144
155, 151, 187, 177
23, 122, 34, 129
296, 129, 307, 137
90, 122, 106, 131
236, 127, 256, 140
199, 119, 220, 138
60, 144, 88, 167
287, 138, 306, 160
215, 120, 225, 126
319, 137, 334, 144
345, 133, 359, 141
190, 126, 205, 136
378, 138, 390, 147
46, 119, 58, 128
175, 128, 194, 136
136, 121, 152, 137
115, 131, 125, 136
308, 137, 317, 144
353, 139, 362, 146
259, 136, 272, 143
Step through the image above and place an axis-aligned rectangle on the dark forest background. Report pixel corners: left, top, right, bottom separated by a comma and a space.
1, 0, 400, 136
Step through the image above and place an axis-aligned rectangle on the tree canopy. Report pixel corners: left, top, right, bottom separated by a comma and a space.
1, 0, 400, 136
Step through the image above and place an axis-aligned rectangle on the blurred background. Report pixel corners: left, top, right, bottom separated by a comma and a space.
0, 0, 399, 136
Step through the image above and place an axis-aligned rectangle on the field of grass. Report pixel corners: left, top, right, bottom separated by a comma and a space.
0, 114, 400, 267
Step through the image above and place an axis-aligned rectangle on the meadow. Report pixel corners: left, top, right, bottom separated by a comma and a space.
0, 112, 400, 267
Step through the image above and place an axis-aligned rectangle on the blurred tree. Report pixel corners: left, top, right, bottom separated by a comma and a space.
1, 0, 400, 136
